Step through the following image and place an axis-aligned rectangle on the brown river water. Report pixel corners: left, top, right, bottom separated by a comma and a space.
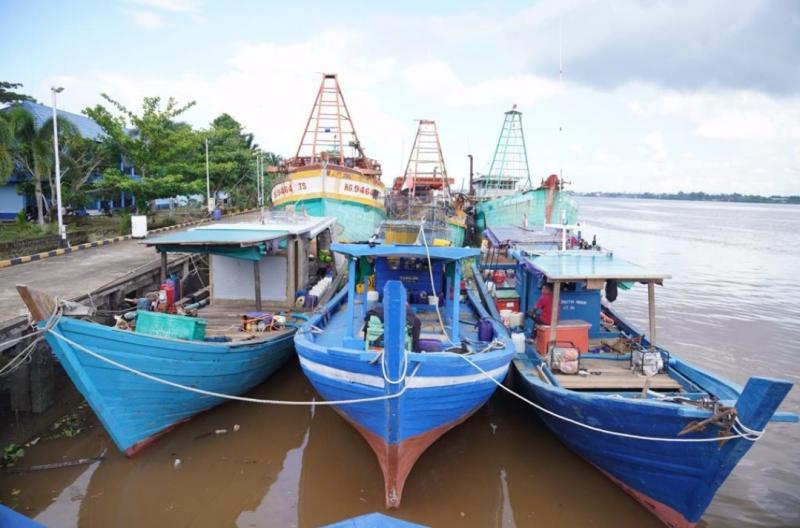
1, 197, 798, 527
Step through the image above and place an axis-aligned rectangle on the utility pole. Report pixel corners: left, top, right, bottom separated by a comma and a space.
51, 86, 67, 247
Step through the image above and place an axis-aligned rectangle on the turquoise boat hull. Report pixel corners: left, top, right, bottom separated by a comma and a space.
276, 197, 385, 243
43, 317, 294, 455
448, 222, 465, 247
476, 189, 578, 232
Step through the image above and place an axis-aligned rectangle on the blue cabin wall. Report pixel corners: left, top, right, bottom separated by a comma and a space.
375, 257, 445, 303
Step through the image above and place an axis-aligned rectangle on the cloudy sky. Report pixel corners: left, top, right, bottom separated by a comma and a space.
2, 0, 798, 194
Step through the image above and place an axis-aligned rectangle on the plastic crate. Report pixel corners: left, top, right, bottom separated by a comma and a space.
135, 310, 207, 340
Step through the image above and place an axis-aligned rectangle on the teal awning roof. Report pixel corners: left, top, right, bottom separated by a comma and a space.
332, 243, 480, 261
524, 251, 670, 281
145, 228, 289, 261
146, 228, 288, 247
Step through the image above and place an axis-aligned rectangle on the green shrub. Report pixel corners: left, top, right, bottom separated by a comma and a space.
120, 212, 131, 234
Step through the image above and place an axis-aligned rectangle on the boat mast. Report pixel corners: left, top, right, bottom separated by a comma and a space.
294, 73, 366, 165
401, 119, 451, 195
480, 105, 532, 198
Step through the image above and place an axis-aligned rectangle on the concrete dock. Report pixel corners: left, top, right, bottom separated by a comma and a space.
0, 211, 261, 325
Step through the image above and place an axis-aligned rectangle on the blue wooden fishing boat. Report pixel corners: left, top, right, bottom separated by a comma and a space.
17, 214, 341, 456
322, 512, 428, 528
294, 243, 515, 508
496, 248, 797, 527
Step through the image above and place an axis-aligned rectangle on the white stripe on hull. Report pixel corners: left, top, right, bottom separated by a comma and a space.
298, 356, 508, 389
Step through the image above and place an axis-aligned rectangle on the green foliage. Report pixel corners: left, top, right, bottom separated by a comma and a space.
15, 209, 27, 226
84, 94, 197, 181
1, 443, 24, 468
0, 81, 35, 104
120, 211, 131, 233
0, 114, 12, 183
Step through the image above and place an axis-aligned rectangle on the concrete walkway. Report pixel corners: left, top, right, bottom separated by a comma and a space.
0, 211, 262, 324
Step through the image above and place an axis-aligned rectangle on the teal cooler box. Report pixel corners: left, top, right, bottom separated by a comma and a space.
135, 311, 207, 340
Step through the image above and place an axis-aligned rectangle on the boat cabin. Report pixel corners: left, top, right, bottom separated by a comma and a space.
328, 243, 481, 352
515, 250, 679, 392
145, 214, 338, 340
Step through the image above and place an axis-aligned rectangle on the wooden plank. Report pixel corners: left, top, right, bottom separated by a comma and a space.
16, 285, 55, 321
556, 373, 681, 390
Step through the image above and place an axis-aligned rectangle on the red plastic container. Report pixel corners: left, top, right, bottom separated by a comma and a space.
534, 319, 591, 355
160, 282, 175, 307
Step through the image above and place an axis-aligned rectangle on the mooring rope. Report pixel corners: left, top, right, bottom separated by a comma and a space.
41, 314, 766, 443
47, 328, 419, 406
439, 351, 766, 443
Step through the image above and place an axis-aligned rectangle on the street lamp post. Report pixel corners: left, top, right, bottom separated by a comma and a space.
51, 86, 67, 247
205, 138, 213, 213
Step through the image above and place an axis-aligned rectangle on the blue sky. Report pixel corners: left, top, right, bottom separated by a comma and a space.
2, 0, 799, 194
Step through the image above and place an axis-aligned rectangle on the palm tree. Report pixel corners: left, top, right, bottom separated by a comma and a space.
7, 107, 79, 224
0, 114, 12, 184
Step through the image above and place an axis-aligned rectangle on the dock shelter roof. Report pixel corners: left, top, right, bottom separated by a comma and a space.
332, 243, 480, 261
523, 251, 671, 282
146, 227, 289, 261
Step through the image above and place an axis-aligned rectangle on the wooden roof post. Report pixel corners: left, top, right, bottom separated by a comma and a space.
648, 281, 656, 350
160, 252, 167, 284
547, 280, 561, 365
253, 260, 263, 311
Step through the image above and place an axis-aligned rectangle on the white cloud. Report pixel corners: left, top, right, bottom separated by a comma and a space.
127, 10, 166, 29
129, 0, 199, 12
642, 131, 668, 162
629, 91, 800, 143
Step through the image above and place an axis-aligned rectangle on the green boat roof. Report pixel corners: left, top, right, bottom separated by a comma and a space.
524, 251, 670, 281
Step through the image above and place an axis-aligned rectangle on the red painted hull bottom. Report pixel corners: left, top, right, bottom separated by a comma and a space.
595, 465, 695, 528
336, 407, 480, 509
123, 417, 190, 457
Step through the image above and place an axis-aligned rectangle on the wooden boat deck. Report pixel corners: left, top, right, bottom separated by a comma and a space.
198, 302, 296, 342
554, 357, 682, 391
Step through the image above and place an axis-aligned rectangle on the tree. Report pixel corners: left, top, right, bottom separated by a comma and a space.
85, 95, 199, 210
0, 114, 12, 183
6, 107, 62, 224
0, 81, 35, 105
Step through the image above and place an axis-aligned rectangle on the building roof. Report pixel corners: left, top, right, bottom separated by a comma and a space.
332, 242, 480, 261
1, 101, 105, 140
523, 251, 671, 281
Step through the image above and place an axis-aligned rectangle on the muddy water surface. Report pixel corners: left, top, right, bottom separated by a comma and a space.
2, 197, 798, 527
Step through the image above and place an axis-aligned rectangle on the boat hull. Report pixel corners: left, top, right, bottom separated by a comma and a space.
476, 189, 578, 231
45, 317, 294, 454
511, 357, 792, 527
447, 220, 466, 247
272, 165, 386, 242
296, 347, 511, 508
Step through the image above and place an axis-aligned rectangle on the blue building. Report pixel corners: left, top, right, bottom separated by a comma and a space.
0, 101, 137, 219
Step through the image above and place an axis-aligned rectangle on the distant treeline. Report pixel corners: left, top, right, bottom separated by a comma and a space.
577, 191, 800, 204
